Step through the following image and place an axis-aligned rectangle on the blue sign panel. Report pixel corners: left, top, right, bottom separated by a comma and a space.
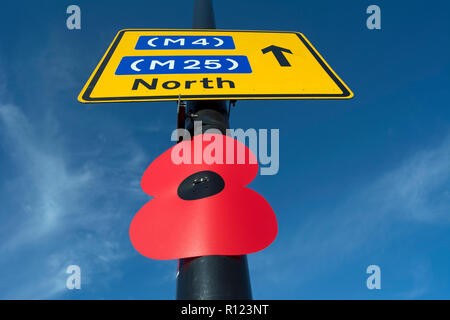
115, 56, 252, 75
135, 36, 235, 50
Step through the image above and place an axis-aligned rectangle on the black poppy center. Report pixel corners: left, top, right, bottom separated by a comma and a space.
177, 171, 225, 200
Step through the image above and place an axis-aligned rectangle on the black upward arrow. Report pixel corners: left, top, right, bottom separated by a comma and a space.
261, 45, 293, 67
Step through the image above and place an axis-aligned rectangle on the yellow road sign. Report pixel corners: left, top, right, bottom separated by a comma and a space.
78, 29, 353, 103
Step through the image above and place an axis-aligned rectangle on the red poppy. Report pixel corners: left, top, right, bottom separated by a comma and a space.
129, 133, 277, 260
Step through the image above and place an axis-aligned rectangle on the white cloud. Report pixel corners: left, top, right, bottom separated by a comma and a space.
397, 260, 432, 299
376, 138, 450, 222
250, 134, 450, 296
0, 103, 149, 299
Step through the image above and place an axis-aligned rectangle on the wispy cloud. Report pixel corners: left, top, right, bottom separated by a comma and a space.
0, 29, 174, 299
0, 102, 148, 299
397, 260, 432, 299
250, 134, 450, 297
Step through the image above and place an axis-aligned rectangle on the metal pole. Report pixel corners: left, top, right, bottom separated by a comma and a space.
175, 0, 253, 300
192, 0, 216, 29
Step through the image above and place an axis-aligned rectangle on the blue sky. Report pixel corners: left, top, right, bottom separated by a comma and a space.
0, 0, 449, 299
